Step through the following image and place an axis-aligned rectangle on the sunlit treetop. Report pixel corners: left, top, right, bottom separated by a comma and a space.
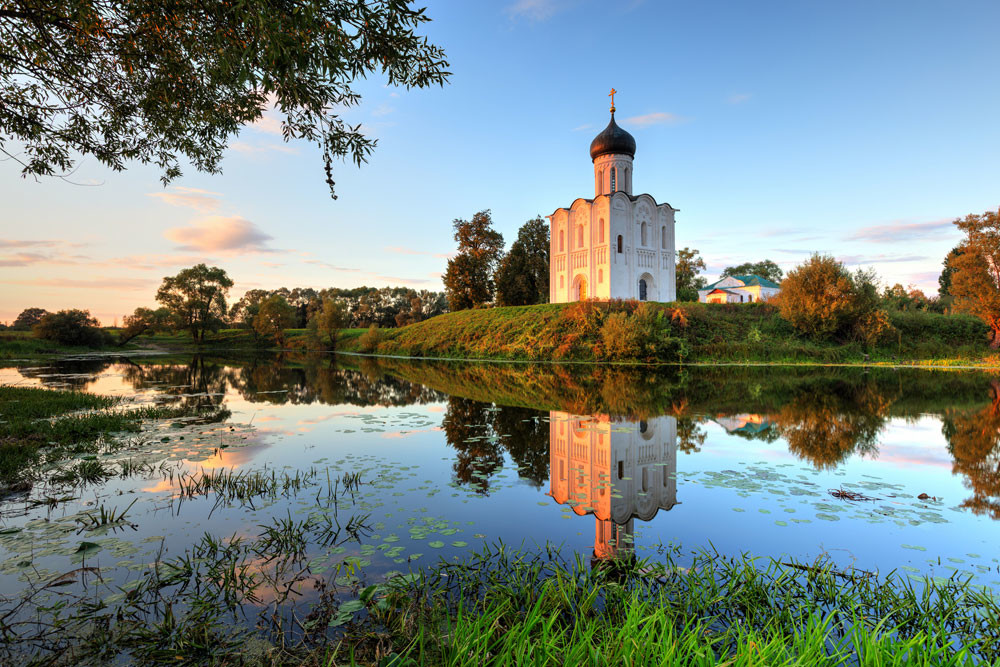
0, 0, 450, 198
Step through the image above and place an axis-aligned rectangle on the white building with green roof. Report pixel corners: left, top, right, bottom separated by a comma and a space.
698, 274, 781, 304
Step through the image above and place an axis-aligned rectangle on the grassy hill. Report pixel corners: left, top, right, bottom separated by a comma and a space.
338, 301, 991, 366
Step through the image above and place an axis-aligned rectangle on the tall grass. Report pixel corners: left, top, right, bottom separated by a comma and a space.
347, 544, 999, 666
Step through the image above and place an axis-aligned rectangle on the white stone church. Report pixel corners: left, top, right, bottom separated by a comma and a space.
548, 97, 677, 303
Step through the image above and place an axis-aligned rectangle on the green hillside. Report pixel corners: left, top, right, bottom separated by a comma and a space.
339, 301, 990, 365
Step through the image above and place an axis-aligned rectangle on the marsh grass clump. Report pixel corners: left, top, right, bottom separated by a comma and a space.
51, 458, 113, 486
0, 385, 212, 492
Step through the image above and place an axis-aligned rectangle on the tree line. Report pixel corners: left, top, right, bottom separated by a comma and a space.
7, 269, 447, 351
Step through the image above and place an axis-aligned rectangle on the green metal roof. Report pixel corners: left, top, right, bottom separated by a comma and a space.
702, 274, 781, 290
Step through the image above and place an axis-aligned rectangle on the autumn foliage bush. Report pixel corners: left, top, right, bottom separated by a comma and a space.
776, 255, 896, 346
358, 325, 383, 354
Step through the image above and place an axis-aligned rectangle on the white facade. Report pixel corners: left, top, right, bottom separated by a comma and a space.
548, 111, 678, 303
548, 412, 678, 560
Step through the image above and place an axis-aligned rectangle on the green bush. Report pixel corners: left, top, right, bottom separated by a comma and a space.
358, 325, 382, 354
32, 309, 110, 347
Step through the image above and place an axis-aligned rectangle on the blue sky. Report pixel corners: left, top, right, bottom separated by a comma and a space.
3, 0, 999, 322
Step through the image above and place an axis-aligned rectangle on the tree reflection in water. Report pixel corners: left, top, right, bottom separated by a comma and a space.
17, 355, 1000, 527
943, 381, 1000, 519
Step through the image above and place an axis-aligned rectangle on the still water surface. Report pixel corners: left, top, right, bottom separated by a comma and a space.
2, 354, 1000, 620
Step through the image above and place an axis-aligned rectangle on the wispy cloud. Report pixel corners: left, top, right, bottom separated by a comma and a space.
147, 186, 222, 213
1, 277, 153, 290
727, 93, 751, 104
303, 259, 364, 272
165, 216, 276, 254
623, 111, 685, 127
571, 123, 593, 132
847, 218, 955, 243
374, 275, 435, 285
505, 0, 565, 22
107, 253, 211, 271
229, 141, 299, 156
838, 254, 927, 265
371, 104, 395, 117
0, 239, 61, 249
384, 246, 454, 259
0, 251, 86, 267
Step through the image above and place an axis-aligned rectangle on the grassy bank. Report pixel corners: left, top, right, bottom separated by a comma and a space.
0, 330, 125, 361
8, 541, 997, 665
339, 302, 992, 366
333, 545, 999, 666
5, 303, 988, 367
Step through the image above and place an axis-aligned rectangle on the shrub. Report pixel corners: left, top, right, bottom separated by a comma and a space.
358, 325, 382, 354
32, 309, 110, 347
777, 255, 897, 346
600, 312, 642, 360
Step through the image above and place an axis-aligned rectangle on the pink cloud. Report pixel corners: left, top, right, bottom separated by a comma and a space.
147, 186, 222, 213
847, 219, 956, 243
0, 251, 86, 267
164, 216, 276, 254
1, 277, 153, 290
0, 239, 61, 248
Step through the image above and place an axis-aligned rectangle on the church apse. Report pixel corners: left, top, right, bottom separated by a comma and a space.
548, 411, 678, 560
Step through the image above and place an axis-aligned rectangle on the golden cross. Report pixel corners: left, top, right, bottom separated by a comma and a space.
608, 88, 617, 112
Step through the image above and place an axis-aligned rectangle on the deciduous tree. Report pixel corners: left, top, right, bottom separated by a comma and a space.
252, 294, 296, 346
117, 307, 168, 346
309, 297, 347, 348
496, 217, 550, 306
950, 209, 1000, 347
443, 210, 504, 310
721, 259, 783, 284
0, 0, 449, 197
12, 307, 49, 330
155, 264, 233, 342
675, 247, 707, 302
776, 254, 893, 344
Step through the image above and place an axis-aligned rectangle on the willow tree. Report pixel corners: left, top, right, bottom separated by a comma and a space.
0, 1, 449, 197
950, 208, 1000, 347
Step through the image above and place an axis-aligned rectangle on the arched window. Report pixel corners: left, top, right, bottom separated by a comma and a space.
598, 269, 603, 283
641, 222, 648, 246
610, 167, 617, 193
599, 218, 605, 243
617, 235, 623, 254
639, 279, 648, 301
748, 294, 753, 303
661, 225, 667, 250
577, 225, 584, 247
559, 275, 564, 287
559, 230, 565, 252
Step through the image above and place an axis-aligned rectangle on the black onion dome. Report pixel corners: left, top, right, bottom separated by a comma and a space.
589, 112, 636, 160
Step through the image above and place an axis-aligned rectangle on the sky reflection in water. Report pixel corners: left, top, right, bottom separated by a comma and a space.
3, 355, 1000, 611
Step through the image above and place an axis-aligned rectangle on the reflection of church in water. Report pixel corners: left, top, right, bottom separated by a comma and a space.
548, 412, 678, 559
